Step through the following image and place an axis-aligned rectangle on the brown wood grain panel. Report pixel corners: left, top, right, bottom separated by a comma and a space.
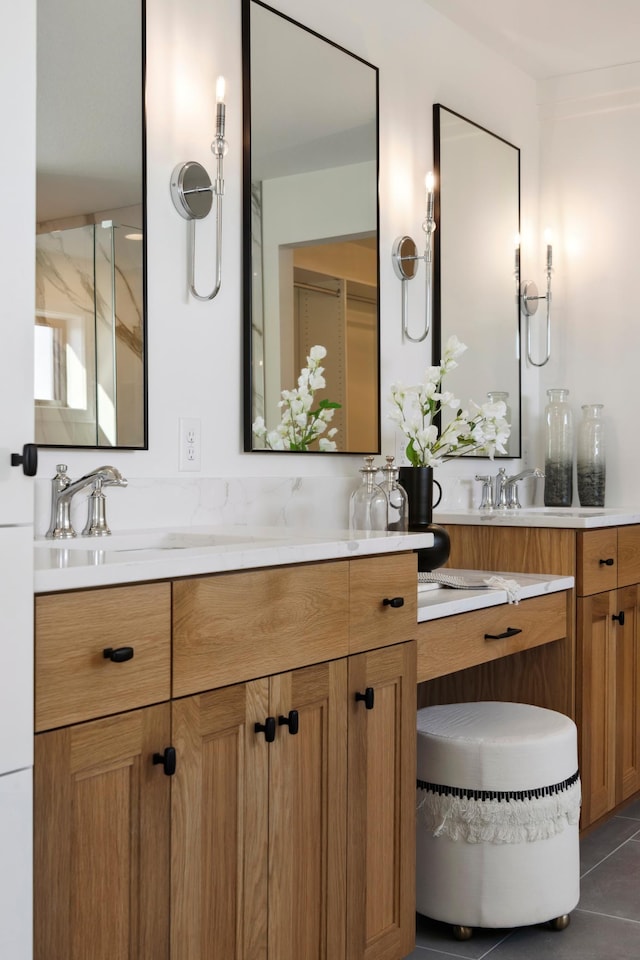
616, 585, 640, 803
348, 552, 418, 653
172, 562, 349, 696
35, 583, 171, 731
577, 592, 617, 826
617, 525, 640, 587
416, 592, 567, 683
446, 524, 576, 578
577, 529, 618, 596
34, 704, 171, 960
347, 642, 416, 960
269, 660, 348, 960
170, 680, 270, 960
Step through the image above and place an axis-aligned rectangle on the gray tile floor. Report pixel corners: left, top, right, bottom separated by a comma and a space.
407, 797, 640, 960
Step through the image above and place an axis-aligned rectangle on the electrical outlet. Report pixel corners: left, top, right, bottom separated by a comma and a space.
179, 417, 201, 472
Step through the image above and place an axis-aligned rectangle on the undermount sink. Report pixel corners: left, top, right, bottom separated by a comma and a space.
34, 529, 279, 553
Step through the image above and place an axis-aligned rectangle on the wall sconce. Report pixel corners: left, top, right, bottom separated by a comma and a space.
520, 230, 553, 367
170, 76, 228, 301
392, 172, 436, 343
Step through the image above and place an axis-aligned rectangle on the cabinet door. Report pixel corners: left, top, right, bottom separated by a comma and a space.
616, 585, 640, 803
347, 642, 417, 960
269, 660, 348, 960
34, 704, 171, 960
577, 592, 617, 826
171, 679, 270, 960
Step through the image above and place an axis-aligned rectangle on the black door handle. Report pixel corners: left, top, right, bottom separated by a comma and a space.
11, 443, 38, 476
383, 597, 404, 608
153, 746, 176, 776
255, 717, 276, 742
103, 646, 134, 662
278, 710, 299, 735
355, 687, 375, 710
612, 611, 625, 626
484, 627, 523, 640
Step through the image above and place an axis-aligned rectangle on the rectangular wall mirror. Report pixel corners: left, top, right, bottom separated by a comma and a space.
243, 0, 380, 453
434, 104, 521, 458
35, 0, 147, 449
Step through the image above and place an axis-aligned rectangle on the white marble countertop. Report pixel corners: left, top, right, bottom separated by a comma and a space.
434, 507, 640, 529
33, 524, 435, 593
417, 569, 574, 622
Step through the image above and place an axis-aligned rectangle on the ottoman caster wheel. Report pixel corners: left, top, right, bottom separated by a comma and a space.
452, 925, 473, 941
549, 914, 571, 931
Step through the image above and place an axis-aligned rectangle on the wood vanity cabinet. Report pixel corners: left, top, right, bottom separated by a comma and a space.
447, 522, 640, 828
34, 553, 417, 960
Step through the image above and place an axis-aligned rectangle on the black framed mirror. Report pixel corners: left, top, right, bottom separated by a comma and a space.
242, 0, 380, 453
433, 104, 521, 458
35, 0, 147, 449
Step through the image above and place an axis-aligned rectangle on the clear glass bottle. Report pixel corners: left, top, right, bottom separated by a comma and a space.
379, 456, 408, 532
544, 388, 574, 507
349, 456, 388, 532
577, 404, 605, 507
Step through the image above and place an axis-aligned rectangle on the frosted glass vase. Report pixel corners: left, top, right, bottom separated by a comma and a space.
544, 388, 573, 507
577, 404, 606, 507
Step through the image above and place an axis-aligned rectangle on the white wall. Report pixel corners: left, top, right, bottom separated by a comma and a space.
34, 0, 542, 531
538, 63, 640, 506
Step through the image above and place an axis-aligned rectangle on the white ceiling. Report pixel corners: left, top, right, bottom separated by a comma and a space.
421, 0, 640, 79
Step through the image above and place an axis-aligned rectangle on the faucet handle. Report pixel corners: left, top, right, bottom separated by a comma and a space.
82, 477, 111, 537
475, 475, 494, 511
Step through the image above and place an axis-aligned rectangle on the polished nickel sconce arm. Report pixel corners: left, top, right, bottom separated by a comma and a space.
392, 173, 436, 343
520, 237, 553, 367
170, 77, 228, 302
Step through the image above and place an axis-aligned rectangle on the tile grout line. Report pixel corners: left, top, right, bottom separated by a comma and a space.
581, 833, 640, 879
575, 907, 640, 925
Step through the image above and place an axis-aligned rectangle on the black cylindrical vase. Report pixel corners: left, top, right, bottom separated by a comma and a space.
398, 466, 451, 572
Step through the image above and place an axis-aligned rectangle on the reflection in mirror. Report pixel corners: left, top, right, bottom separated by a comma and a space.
243, 0, 380, 453
434, 104, 521, 458
35, 0, 146, 448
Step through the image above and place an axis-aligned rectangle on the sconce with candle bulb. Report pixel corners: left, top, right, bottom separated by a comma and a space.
170, 75, 228, 301
520, 229, 553, 366
392, 172, 436, 343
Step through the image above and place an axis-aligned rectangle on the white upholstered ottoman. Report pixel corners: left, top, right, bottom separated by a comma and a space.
416, 701, 581, 939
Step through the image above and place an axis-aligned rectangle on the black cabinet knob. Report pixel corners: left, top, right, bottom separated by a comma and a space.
382, 596, 404, 608
103, 646, 134, 663
153, 746, 176, 776
278, 710, 299, 735
11, 443, 38, 477
599, 558, 615, 566
255, 717, 276, 742
355, 687, 375, 710
612, 611, 625, 626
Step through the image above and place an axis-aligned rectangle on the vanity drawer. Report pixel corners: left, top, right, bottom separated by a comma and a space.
173, 561, 349, 696
416, 591, 568, 683
348, 552, 418, 653
577, 529, 618, 596
35, 583, 171, 732
617, 525, 640, 587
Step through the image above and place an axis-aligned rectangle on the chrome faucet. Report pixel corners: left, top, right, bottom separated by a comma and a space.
46, 464, 128, 539
504, 468, 544, 509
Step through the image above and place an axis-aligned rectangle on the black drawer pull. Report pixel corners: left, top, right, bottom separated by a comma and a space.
278, 710, 299, 735
383, 596, 404, 608
599, 558, 615, 566
355, 687, 375, 710
612, 611, 625, 626
484, 627, 523, 641
255, 717, 276, 742
153, 746, 176, 776
103, 646, 134, 662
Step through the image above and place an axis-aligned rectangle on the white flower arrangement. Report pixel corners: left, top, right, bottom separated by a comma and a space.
389, 335, 511, 467
252, 345, 341, 451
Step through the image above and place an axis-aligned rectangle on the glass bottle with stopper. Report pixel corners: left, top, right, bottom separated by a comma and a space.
349, 456, 387, 532
380, 456, 408, 532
